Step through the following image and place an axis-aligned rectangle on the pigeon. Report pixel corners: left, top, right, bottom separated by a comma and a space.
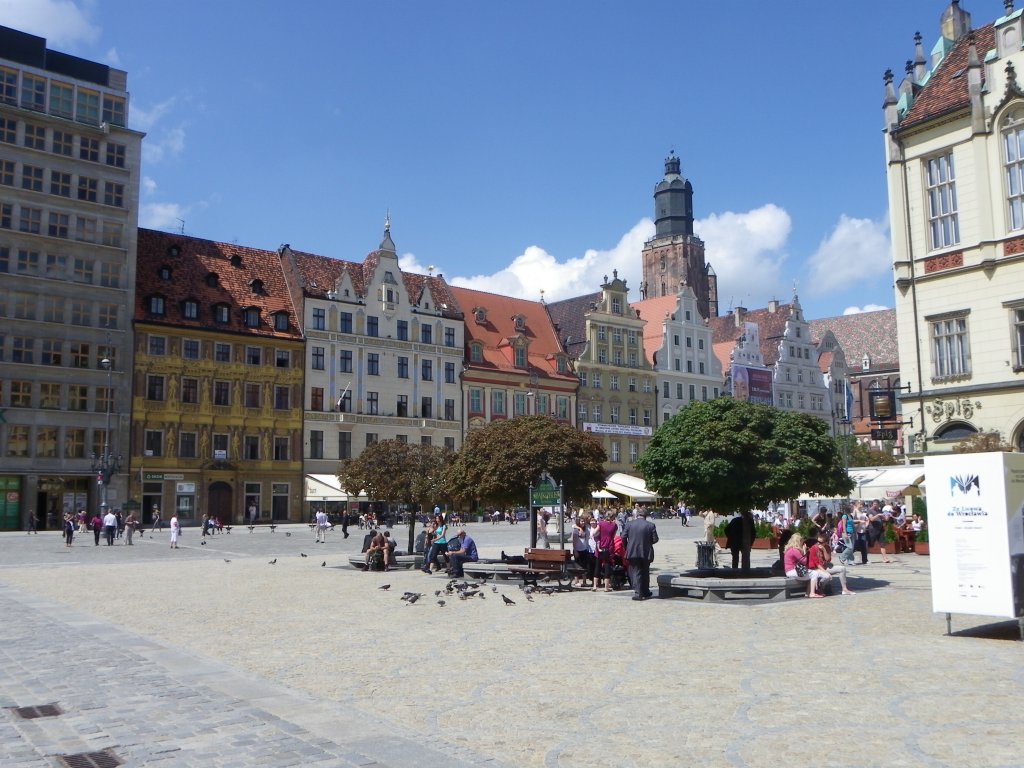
379, 584, 391, 591
502, 594, 515, 606
223, 559, 231, 563
321, 561, 326, 567
406, 593, 421, 604
200, 540, 206, 545
300, 553, 308, 558
479, 593, 486, 600
526, 594, 534, 602
491, 586, 498, 593
434, 590, 442, 596
437, 600, 446, 607
285, 532, 292, 537
268, 559, 277, 565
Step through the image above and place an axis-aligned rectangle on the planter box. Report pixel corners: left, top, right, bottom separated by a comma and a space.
752, 537, 773, 549
715, 537, 727, 548
915, 542, 929, 555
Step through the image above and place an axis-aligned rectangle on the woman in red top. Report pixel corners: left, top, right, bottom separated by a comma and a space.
807, 526, 854, 596
593, 510, 618, 592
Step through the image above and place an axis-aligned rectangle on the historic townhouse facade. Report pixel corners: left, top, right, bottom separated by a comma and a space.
280, 224, 464, 476
631, 286, 723, 427
449, 286, 576, 430
547, 272, 657, 473
884, 1, 1024, 454
0, 26, 142, 529
132, 229, 305, 524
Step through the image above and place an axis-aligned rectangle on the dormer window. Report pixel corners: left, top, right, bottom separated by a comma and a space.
158, 265, 172, 281
248, 278, 264, 295
230, 254, 242, 267
148, 295, 165, 315
168, 244, 180, 258
513, 314, 526, 332
182, 299, 198, 319
514, 345, 526, 368
611, 298, 622, 314
213, 303, 229, 324
862, 354, 871, 372
474, 308, 487, 324
383, 270, 397, 284
273, 312, 289, 331
206, 272, 219, 287
556, 355, 567, 374
470, 342, 483, 363
242, 307, 260, 328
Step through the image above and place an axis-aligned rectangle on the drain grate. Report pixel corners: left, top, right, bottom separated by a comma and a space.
57, 749, 122, 768
11, 703, 62, 719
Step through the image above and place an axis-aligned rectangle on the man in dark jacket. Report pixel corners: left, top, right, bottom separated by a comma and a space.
621, 508, 659, 601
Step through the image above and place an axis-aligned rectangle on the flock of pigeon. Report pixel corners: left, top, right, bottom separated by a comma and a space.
380, 578, 559, 608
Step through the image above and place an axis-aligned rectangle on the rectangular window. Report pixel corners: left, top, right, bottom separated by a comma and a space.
492, 390, 505, 415
339, 312, 353, 333
367, 352, 380, 375
274, 437, 290, 461
213, 380, 230, 406
99, 262, 119, 287
64, 427, 85, 458
144, 429, 163, 457
339, 432, 352, 459
148, 335, 167, 356
629, 408, 638, 425
591, 373, 601, 388
610, 405, 619, 423
339, 349, 353, 373
366, 316, 379, 337
215, 343, 231, 362
421, 325, 432, 344
610, 375, 619, 391
102, 94, 126, 126
181, 377, 198, 404
182, 339, 200, 360
421, 396, 433, 419
444, 327, 456, 347
47, 212, 69, 238
310, 430, 324, 460
337, 390, 351, 413
397, 356, 409, 378
244, 346, 261, 366
0, 116, 15, 143
469, 388, 483, 414
1007, 123, 1024, 230
98, 303, 117, 329
644, 409, 652, 427
593, 404, 602, 422
926, 152, 960, 249
103, 181, 124, 208
310, 386, 324, 411
663, 381, 670, 398
445, 361, 456, 383
41, 339, 62, 365
274, 385, 290, 410
19, 206, 42, 234
397, 320, 409, 340
101, 220, 123, 248
931, 314, 971, 378
312, 307, 325, 330
105, 142, 125, 167
366, 433, 378, 447
444, 398, 455, 420
311, 346, 325, 370
179, 432, 197, 459
7, 426, 28, 457
245, 383, 260, 408
611, 442, 620, 463
22, 164, 44, 191
242, 435, 258, 460
147, 375, 165, 401
77, 176, 98, 202
367, 391, 379, 415
275, 349, 290, 368
12, 336, 34, 363
689, 384, 696, 401
1014, 307, 1024, 368
75, 215, 96, 242
40, 384, 61, 409
52, 129, 73, 155
630, 443, 639, 463
77, 90, 100, 125
23, 123, 45, 149
514, 346, 526, 368
0, 66, 15, 104
68, 384, 87, 410
421, 359, 433, 381
397, 394, 409, 417
70, 301, 90, 326
70, 343, 90, 369
13, 294, 35, 320
0, 159, 12, 186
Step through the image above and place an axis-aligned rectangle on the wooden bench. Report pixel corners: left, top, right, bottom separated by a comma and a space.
507, 548, 580, 588
656, 572, 808, 602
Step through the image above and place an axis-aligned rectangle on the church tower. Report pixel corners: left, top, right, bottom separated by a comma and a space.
640, 152, 718, 320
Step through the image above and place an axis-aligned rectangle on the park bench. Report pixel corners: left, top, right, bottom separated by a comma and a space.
507, 548, 580, 588
656, 572, 808, 602
347, 552, 423, 571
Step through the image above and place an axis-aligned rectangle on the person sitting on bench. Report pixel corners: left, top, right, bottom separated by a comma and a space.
446, 529, 478, 577
364, 529, 390, 571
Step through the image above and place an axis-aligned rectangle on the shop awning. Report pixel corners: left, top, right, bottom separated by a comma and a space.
855, 466, 925, 500
591, 489, 617, 499
603, 473, 659, 502
304, 474, 364, 501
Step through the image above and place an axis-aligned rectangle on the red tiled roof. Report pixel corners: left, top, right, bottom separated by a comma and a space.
707, 303, 793, 369
450, 286, 575, 382
899, 25, 995, 130
810, 309, 898, 373
135, 228, 301, 339
631, 294, 681, 366
545, 292, 601, 361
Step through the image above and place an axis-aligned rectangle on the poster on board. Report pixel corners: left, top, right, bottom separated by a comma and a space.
926, 452, 1024, 619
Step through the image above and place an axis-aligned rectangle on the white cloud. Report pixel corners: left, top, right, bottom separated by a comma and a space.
140, 202, 187, 231
806, 214, 891, 294
142, 177, 158, 195
103, 47, 120, 66
0, 0, 99, 47
131, 97, 177, 133
694, 204, 792, 309
143, 126, 186, 164
843, 304, 889, 315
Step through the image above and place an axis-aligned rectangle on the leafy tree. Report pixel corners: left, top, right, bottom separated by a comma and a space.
445, 415, 606, 507
338, 440, 451, 552
951, 431, 1014, 454
838, 434, 899, 467
636, 398, 853, 514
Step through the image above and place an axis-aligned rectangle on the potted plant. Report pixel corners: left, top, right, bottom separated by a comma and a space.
753, 519, 774, 549
915, 527, 929, 555
884, 522, 898, 553
713, 520, 728, 549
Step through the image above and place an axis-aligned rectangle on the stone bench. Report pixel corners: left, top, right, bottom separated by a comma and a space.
657, 571, 808, 602
347, 553, 423, 571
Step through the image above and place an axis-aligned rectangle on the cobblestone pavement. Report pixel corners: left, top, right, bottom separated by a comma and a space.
1, 521, 1022, 767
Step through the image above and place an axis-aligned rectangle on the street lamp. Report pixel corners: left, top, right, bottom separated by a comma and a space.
90, 356, 122, 515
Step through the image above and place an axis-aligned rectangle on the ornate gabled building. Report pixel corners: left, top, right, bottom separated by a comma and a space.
0, 25, 142, 530
279, 223, 464, 476
132, 229, 305, 524
631, 286, 723, 427
449, 286, 576, 429
547, 271, 657, 472
709, 296, 835, 428
883, 0, 1024, 454
639, 152, 718, 321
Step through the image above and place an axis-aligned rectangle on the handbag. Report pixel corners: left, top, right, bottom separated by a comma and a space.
795, 561, 808, 577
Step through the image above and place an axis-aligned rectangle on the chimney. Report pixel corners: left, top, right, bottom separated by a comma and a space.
767, 299, 779, 313
733, 306, 746, 327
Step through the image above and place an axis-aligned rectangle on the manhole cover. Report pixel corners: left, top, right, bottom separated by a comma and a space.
57, 750, 122, 768
11, 703, 62, 719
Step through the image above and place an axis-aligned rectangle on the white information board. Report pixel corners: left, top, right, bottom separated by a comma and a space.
926, 452, 1024, 619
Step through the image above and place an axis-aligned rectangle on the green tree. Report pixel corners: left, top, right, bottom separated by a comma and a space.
636, 398, 853, 514
839, 434, 899, 467
338, 440, 451, 552
951, 431, 1014, 453
445, 415, 607, 507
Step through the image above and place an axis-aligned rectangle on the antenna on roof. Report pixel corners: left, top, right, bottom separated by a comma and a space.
176, 218, 185, 234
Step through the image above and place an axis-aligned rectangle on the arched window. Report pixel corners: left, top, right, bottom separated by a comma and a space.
1002, 106, 1024, 231
934, 422, 978, 441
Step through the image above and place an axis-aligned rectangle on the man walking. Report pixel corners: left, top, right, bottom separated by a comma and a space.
622, 507, 659, 601
315, 507, 329, 543
102, 504, 117, 546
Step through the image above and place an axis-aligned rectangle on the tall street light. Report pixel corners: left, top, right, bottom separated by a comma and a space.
91, 356, 122, 514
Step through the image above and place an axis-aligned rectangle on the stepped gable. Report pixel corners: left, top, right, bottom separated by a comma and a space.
810, 309, 898, 372
545, 292, 601, 362
135, 228, 300, 339
450, 286, 572, 378
900, 24, 995, 130
707, 302, 794, 369
631, 294, 680, 366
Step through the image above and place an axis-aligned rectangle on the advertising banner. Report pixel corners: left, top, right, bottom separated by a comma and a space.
925, 452, 1024, 619
731, 364, 773, 406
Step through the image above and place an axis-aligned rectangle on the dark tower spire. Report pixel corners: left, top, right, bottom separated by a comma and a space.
654, 151, 694, 238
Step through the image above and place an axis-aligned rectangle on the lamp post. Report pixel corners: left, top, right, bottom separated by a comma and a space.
90, 357, 122, 515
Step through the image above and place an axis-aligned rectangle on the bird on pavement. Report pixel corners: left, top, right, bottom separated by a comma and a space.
379, 584, 391, 590
437, 600, 446, 607
526, 594, 534, 602
434, 590, 442, 596
502, 594, 515, 606
223, 559, 231, 563
300, 553, 307, 558
491, 586, 498, 593
406, 593, 422, 605
268, 559, 277, 565
200, 541, 206, 546
285, 532, 292, 537
321, 561, 326, 567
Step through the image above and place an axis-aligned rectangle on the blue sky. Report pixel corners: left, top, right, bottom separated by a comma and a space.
4, 0, 973, 319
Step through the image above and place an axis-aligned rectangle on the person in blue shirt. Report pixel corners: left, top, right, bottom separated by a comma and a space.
446, 529, 478, 577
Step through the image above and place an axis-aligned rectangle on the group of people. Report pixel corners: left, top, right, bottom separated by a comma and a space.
419, 508, 479, 577
782, 525, 856, 597
570, 507, 660, 600
200, 514, 225, 536
61, 506, 141, 547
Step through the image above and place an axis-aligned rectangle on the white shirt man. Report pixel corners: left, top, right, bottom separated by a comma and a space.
315, 509, 329, 543
102, 508, 117, 546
